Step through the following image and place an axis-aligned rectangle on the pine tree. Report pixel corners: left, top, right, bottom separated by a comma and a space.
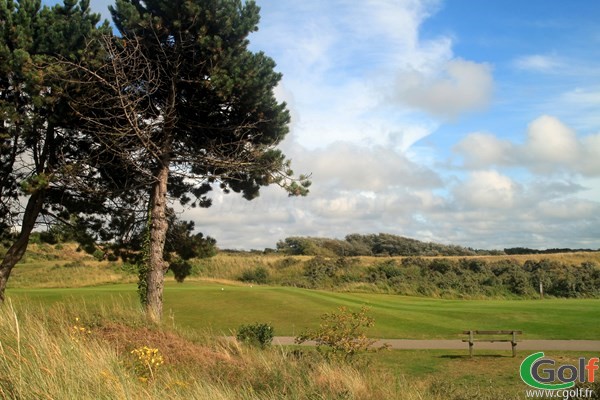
70, 0, 309, 321
0, 0, 109, 300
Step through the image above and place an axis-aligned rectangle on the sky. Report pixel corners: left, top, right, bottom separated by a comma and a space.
53, 0, 600, 250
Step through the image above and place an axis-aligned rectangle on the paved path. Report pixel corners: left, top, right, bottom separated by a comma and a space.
272, 337, 600, 351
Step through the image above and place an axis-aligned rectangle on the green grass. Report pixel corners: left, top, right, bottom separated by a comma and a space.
4, 297, 596, 400
8, 281, 600, 340
8, 243, 136, 288
5, 243, 600, 399
369, 349, 600, 399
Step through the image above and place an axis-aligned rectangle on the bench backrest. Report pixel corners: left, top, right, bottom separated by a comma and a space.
463, 330, 522, 335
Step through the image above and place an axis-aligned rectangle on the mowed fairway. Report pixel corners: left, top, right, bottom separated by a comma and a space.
7, 281, 600, 340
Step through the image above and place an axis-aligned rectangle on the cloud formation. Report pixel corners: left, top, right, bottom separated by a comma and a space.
454, 115, 600, 177
452, 171, 518, 210
293, 142, 442, 192
392, 59, 493, 118
514, 54, 562, 72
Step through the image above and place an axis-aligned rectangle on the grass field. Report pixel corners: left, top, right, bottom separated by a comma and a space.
4, 244, 600, 398
8, 280, 600, 340
4, 285, 599, 399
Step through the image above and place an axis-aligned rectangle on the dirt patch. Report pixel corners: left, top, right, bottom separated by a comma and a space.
96, 323, 234, 367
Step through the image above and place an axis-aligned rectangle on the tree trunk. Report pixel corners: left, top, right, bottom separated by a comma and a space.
145, 160, 170, 323
0, 189, 45, 302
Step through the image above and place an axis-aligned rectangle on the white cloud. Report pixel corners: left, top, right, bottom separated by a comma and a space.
421, 177, 600, 249
514, 54, 562, 72
523, 115, 579, 169
452, 170, 518, 209
453, 132, 514, 168
294, 142, 442, 192
538, 199, 598, 220
561, 88, 600, 106
557, 88, 600, 130
362, 0, 438, 42
249, 0, 489, 151
581, 134, 600, 175
454, 115, 600, 177
392, 59, 493, 118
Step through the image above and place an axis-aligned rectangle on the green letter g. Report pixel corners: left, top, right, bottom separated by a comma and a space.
520, 352, 575, 390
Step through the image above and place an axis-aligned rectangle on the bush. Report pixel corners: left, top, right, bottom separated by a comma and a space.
236, 323, 274, 348
295, 306, 386, 362
93, 249, 105, 261
367, 260, 402, 281
239, 266, 269, 284
170, 259, 193, 283
303, 256, 338, 287
276, 257, 299, 269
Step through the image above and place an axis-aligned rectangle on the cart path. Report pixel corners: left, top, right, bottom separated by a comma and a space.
271, 337, 600, 351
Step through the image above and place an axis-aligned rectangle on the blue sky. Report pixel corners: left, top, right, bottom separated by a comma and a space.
57, 0, 600, 250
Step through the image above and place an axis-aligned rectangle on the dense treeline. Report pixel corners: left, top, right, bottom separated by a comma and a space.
275, 234, 503, 257
365, 258, 599, 298
504, 247, 599, 255
239, 256, 600, 299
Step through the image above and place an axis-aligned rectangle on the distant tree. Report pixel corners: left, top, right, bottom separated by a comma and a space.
0, 0, 109, 301
276, 234, 478, 257
66, 0, 309, 321
345, 234, 373, 256
164, 209, 217, 283
276, 237, 306, 255
39, 218, 93, 250
276, 237, 340, 257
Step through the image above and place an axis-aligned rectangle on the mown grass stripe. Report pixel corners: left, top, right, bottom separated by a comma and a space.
7, 281, 600, 340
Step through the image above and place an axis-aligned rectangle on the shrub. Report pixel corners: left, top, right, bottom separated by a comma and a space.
303, 256, 338, 287
93, 249, 105, 261
236, 323, 274, 348
239, 266, 269, 284
506, 265, 533, 296
276, 257, 299, 269
367, 260, 402, 281
428, 259, 455, 274
170, 259, 193, 283
296, 306, 386, 362
119, 262, 138, 275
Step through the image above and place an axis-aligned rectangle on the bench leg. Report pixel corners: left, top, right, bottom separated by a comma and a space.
512, 342, 517, 358
468, 330, 474, 357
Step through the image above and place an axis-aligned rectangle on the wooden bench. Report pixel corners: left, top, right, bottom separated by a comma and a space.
462, 330, 522, 357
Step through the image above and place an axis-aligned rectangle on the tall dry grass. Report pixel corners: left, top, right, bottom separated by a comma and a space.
0, 299, 433, 399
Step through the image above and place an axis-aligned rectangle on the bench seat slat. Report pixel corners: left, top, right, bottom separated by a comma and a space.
462, 330, 521, 357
